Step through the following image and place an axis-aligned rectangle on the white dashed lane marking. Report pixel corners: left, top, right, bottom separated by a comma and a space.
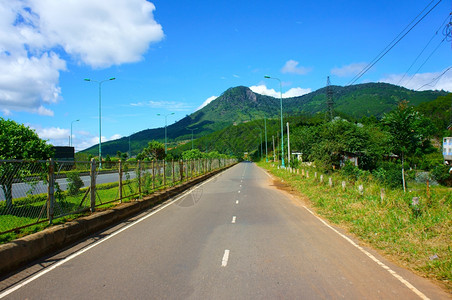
221, 250, 230, 267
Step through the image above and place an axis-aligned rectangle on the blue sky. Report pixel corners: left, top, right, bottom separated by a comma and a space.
1, 0, 451, 151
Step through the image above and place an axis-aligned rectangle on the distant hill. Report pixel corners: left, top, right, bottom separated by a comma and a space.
80, 82, 447, 156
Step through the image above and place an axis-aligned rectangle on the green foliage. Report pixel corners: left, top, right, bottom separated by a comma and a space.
81, 83, 446, 157
0, 118, 54, 160
292, 117, 388, 172
340, 161, 362, 181
139, 140, 165, 161
382, 101, 435, 158
416, 93, 452, 136
431, 165, 452, 186
260, 161, 452, 288
66, 171, 84, 195
0, 118, 54, 211
182, 149, 203, 160
373, 162, 403, 188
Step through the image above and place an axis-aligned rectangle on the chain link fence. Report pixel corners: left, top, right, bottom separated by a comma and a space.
0, 158, 236, 235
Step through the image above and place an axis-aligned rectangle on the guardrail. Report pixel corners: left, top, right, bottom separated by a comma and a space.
0, 158, 236, 235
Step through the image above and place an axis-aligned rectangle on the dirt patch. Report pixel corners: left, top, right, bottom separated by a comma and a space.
264, 171, 312, 208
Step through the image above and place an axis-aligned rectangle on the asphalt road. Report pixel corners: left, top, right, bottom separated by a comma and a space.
0, 162, 449, 299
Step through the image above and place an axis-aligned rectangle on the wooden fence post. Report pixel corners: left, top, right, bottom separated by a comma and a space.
172, 160, 175, 185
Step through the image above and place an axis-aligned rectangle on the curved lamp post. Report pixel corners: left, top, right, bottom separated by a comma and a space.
84, 77, 115, 168
157, 112, 175, 154
70, 119, 79, 147
264, 75, 285, 167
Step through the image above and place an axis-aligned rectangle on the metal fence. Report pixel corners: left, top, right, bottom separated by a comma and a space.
0, 158, 236, 235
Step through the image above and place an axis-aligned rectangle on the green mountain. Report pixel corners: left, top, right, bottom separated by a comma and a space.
80, 82, 447, 156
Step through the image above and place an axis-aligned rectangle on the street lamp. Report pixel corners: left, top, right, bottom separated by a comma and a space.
84, 77, 116, 168
157, 112, 175, 154
70, 119, 79, 147
264, 75, 285, 167
187, 127, 197, 150
264, 117, 268, 162
260, 131, 263, 161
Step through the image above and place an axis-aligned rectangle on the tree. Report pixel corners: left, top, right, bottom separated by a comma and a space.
296, 118, 388, 171
139, 140, 165, 161
0, 118, 54, 210
182, 149, 203, 160
382, 101, 435, 191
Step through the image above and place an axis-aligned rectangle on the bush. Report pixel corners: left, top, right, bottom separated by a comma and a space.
340, 161, 361, 181
66, 171, 84, 195
431, 164, 452, 186
373, 162, 402, 188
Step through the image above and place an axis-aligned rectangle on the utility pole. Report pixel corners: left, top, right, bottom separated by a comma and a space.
264, 117, 268, 162
272, 135, 276, 162
287, 122, 291, 166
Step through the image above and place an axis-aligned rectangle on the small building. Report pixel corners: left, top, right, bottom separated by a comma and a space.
292, 152, 303, 161
340, 151, 360, 167
443, 137, 452, 163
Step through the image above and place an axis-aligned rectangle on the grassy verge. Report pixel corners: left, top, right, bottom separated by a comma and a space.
258, 161, 451, 290
0, 175, 184, 244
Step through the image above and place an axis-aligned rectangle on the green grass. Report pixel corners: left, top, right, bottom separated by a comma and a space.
258, 162, 452, 290
0, 171, 198, 244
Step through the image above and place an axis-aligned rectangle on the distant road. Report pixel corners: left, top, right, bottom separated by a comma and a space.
0, 171, 137, 200
0, 162, 448, 299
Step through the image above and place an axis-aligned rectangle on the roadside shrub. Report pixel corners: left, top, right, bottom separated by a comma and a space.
340, 161, 361, 181
431, 164, 452, 186
66, 171, 84, 195
373, 162, 402, 188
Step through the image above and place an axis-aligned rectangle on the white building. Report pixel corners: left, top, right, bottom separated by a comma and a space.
443, 137, 452, 162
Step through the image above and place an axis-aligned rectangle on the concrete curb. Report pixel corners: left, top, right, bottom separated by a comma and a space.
0, 165, 234, 277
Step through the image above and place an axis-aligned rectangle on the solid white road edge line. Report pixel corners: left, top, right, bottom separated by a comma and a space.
255, 164, 429, 300
221, 250, 230, 267
0, 171, 225, 299
302, 206, 430, 300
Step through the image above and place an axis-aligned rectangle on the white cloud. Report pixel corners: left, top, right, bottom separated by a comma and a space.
380, 68, 452, 92
130, 100, 192, 111
29, 0, 164, 68
250, 85, 311, 98
250, 85, 280, 98
35, 127, 69, 140
196, 96, 218, 111
331, 62, 367, 77
0, 52, 66, 116
32, 124, 122, 152
0, 0, 164, 115
281, 60, 311, 75
109, 134, 122, 141
283, 87, 312, 98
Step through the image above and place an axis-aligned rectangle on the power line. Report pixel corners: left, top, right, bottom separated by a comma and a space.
397, 13, 450, 86
416, 66, 452, 90
404, 36, 446, 87
348, 0, 437, 86
347, 0, 442, 86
